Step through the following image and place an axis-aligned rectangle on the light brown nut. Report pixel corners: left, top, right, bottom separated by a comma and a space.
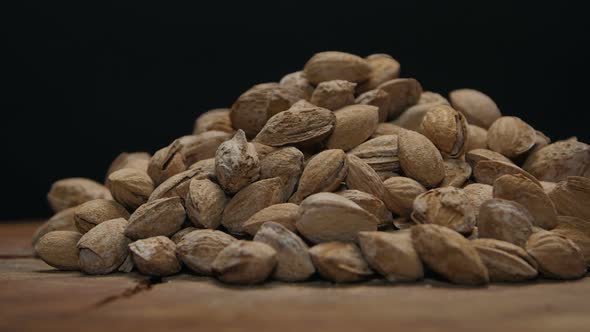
242, 203, 301, 236
259, 147, 304, 201
348, 135, 399, 172
74, 199, 130, 234
35, 231, 82, 270
398, 130, 445, 188
32, 207, 78, 247
289, 149, 348, 204
309, 242, 373, 283
463, 183, 493, 218
303, 51, 371, 85
336, 190, 392, 225
147, 141, 187, 186
117, 254, 134, 273
229, 83, 298, 138
525, 230, 587, 279
377, 171, 400, 181
553, 216, 590, 266
392, 91, 449, 131
465, 125, 488, 152
254, 104, 335, 147
358, 231, 423, 282
371, 122, 406, 138
523, 138, 590, 182
129, 236, 181, 277
326, 105, 379, 151
356, 54, 401, 93
105, 152, 150, 187
477, 199, 533, 247
310, 80, 356, 110
356, 88, 391, 123
187, 158, 216, 180
47, 178, 112, 213
493, 174, 557, 229
383, 176, 427, 217
108, 168, 154, 211
254, 222, 315, 282
449, 89, 501, 128
465, 148, 513, 169
214, 130, 260, 194
548, 176, 590, 221
420, 105, 468, 158
211, 240, 277, 284
251, 142, 277, 161
149, 167, 210, 203
412, 224, 489, 285
441, 159, 472, 188
125, 197, 186, 240
176, 229, 236, 275
193, 108, 234, 135
411, 187, 476, 235
221, 177, 284, 234
473, 160, 540, 186
471, 242, 538, 282
279, 71, 314, 100
186, 178, 227, 229
487, 116, 536, 159
472, 238, 538, 270
178, 131, 233, 166
170, 227, 197, 244
540, 181, 558, 194
345, 155, 386, 202
77, 218, 130, 275
296, 193, 379, 244
377, 78, 423, 119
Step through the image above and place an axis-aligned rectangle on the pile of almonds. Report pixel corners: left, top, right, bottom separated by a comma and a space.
34, 51, 590, 285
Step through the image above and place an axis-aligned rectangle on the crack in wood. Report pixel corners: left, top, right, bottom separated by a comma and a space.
92, 276, 163, 308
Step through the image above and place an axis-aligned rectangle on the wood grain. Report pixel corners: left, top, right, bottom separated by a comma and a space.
1, 221, 589, 332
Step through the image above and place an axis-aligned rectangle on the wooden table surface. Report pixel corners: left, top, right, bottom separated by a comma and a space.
1, 221, 589, 332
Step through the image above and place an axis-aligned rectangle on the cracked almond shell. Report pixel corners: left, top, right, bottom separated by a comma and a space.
129, 236, 181, 277
420, 105, 468, 158
377, 78, 423, 119
411, 187, 476, 235
548, 176, 590, 221
215, 129, 260, 194
77, 218, 130, 275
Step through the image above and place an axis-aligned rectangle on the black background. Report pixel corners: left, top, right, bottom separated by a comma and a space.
2, 1, 589, 219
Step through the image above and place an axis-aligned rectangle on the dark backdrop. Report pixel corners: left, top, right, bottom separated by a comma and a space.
2, 1, 589, 219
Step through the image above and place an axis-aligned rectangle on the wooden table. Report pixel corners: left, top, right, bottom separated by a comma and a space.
1, 221, 589, 332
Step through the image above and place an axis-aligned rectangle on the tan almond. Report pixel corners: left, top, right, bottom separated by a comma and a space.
125, 197, 186, 240
525, 230, 587, 280
487, 116, 536, 158
309, 242, 373, 283
47, 178, 112, 213
254, 222, 315, 282
221, 177, 284, 234
242, 203, 300, 236
383, 176, 427, 216
35, 231, 82, 270
193, 108, 234, 135
441, 159, 472, 188
463, 183, 493, 218
356, 53, 401, 94
471, 242, 537, 282
336, 190, 392, 225
392, 91, 449, 131
178, 131, 233, 166
170, 227, 197, 244
310, 80, 356, 110
303, 51, 371, 85
553, 216, 590, 266
289, 149, 348, 204
348, 135, 399, 172
148, 168, 207, 203
296, 193, 378, 244
186, 178, 227, 229
215, 129, 260, 194
254, 104, 335, 147
105, 152, 150, 187
377, 78, 423, 119
345, 154, 386, 202
473, 159, 540, 186
74, 199, 130, 234
465, 125, 488, 152
32, 207, 78, 247
472, 238, 538, 270
108, 168, 155, 211
129, 236, 181, 277
477, 199, 533, 247
493, 174, 557, 229
279, 71, 314, 100
398, 130, 445, 188
77, 218, 130, 275
211, 240, 277, 284
147, 141, 187, 186
371, 122, 406, 138
466, 148, 513, 169
548, 176, 590, 221
259, 147, 304, 201
358, 231, 423, 282
420, 105, 468, 158
176, 229, 236, 275
449, 89, 501, 128
411, 224, 489, 285
411, 187, 476, 235
356, 88, 391, 122
523, 138, 590, 182
326, 104, 379, 151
